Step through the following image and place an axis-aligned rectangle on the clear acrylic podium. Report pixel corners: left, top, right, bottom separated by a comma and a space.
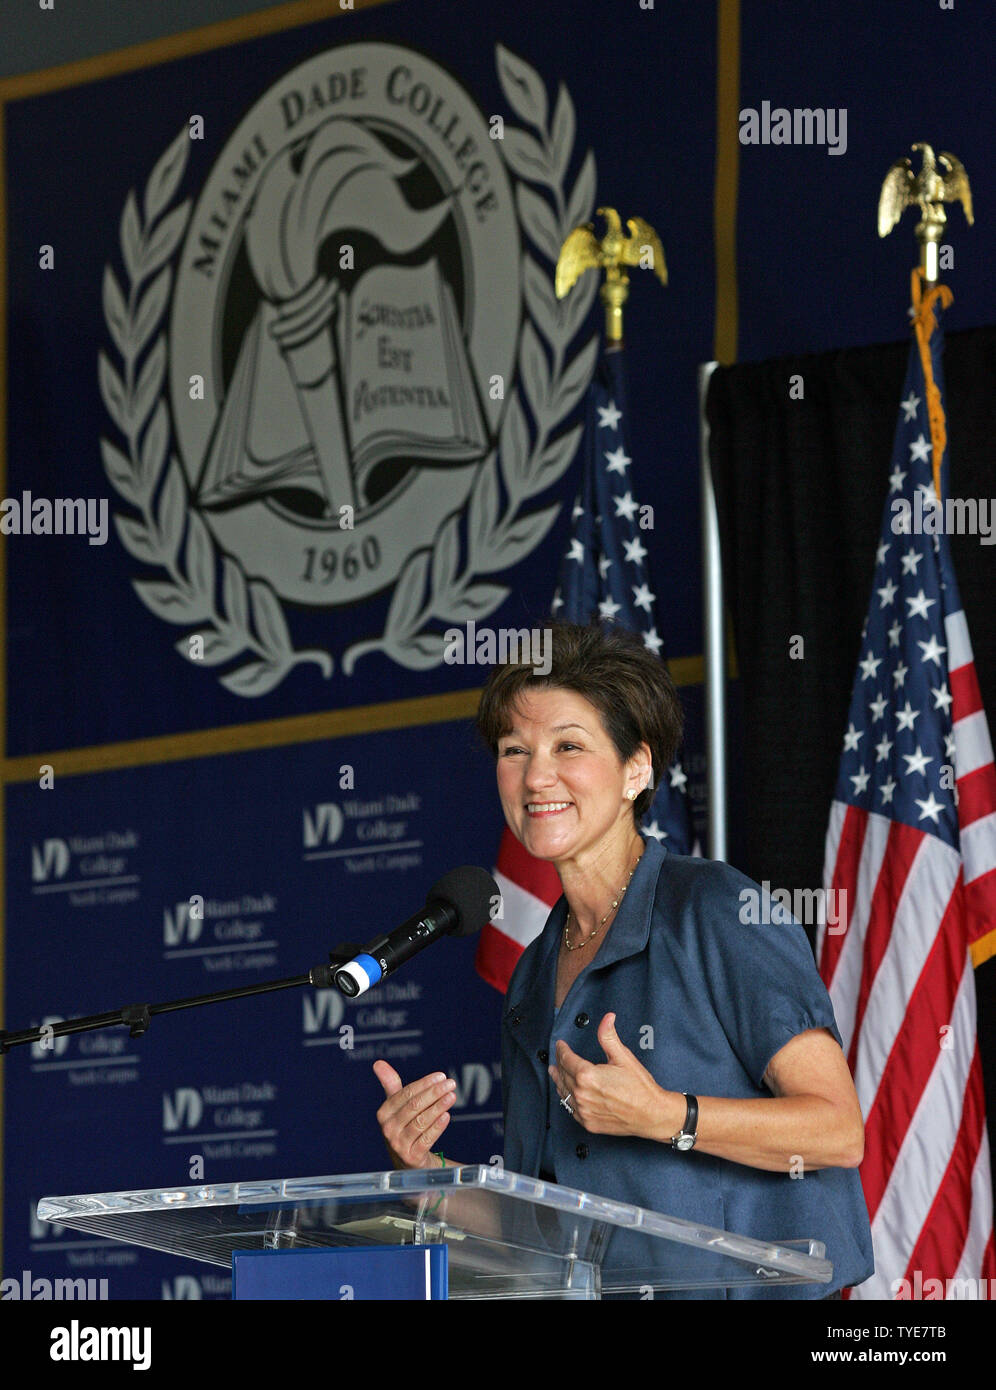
37, 1166, 834, 1299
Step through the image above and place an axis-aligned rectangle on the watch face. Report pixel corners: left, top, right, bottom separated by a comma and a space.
675, 1134, 695, 1151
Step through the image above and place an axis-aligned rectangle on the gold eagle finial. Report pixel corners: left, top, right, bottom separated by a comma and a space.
556, 207, 667, 341
878, 143, 973, 282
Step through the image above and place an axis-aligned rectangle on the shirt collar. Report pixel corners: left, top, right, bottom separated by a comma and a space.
505, 835, 668, 1023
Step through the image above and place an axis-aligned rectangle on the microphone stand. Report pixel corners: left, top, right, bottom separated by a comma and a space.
0, 945, 362, 1054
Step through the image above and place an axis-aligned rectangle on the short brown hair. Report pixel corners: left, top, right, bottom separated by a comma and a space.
475, 619, 684, 822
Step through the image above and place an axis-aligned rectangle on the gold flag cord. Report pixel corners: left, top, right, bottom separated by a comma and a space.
910, 266, 953, 503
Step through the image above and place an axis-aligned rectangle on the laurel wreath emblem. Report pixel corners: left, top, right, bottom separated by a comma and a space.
98, 128, 332, 696
100, 45, 598, 694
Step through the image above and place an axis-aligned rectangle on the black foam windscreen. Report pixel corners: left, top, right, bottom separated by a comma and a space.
425, 865, 500, 938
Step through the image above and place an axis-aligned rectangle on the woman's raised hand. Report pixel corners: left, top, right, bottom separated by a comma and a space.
373, 1060, 457, 1169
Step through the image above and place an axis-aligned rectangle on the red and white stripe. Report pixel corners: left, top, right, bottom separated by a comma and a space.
819, 609, 996, 1298
474, 827, 563, 993
947, 610, 996, 958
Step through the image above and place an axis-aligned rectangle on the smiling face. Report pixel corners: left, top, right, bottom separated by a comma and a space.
495, 686, 651, 868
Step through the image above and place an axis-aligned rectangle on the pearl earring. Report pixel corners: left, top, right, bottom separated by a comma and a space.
627, 789, 637, 801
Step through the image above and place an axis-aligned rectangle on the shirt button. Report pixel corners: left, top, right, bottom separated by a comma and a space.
537, 1049, 548, 1063
574, 1012, 589, 1028
576, 1143, 589, 1159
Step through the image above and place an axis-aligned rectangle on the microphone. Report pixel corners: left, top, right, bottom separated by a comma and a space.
325, 865, 499, 998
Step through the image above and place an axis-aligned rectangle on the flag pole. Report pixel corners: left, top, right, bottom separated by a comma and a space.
878, 141, 972, 503
699, 360, 727, 861
475, 209, 693, 993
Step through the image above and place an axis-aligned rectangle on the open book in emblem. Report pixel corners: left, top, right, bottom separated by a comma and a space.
197, 257, 489, 515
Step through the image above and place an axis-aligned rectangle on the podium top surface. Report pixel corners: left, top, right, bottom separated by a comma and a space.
38, 1165, 833, 1297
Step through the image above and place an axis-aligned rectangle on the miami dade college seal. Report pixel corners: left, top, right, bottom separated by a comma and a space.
100, 42, 598, 694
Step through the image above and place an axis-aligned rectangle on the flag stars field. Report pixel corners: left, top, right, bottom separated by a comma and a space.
918, 635, 945, 666
604, 446, 631, 474
612, 491, 638, 522
915, 792, 944, 824
902, 746, 933, 778
843, 723, 863, 751
877, 577, 898, 607
896, 701, 918, 732
932, 683, 953, 714
917, 481, 939, 508
906, 589, 935, 620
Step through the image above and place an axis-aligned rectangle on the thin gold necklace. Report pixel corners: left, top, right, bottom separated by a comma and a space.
563, 854, 641, 952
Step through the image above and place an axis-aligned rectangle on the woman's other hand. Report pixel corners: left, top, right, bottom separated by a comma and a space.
549, 1013, 679, 1139
373, 1061, 457, 1169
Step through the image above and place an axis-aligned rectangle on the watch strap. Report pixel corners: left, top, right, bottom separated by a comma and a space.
671, 1092, 698, 1150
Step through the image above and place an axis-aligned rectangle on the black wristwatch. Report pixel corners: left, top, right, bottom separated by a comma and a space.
670, 1092, 698, 1151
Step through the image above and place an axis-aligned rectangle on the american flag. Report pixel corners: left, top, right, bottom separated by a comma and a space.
818, 272, 996, 1299
475, 345, 697, 992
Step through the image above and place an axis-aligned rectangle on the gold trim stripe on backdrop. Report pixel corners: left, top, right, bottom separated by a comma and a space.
0, 83, 9, 1282
1, 652, 716, 784
0, 0, 397, 101
0, 91, 7, 777
714, 0, 740, 366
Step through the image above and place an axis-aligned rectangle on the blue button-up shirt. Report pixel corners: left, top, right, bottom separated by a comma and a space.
501, 836, 875, 1298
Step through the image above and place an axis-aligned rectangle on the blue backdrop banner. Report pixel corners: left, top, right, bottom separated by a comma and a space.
2, 0, 716, 1297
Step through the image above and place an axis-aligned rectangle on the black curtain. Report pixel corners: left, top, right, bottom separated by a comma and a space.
706, 323, 996, 1131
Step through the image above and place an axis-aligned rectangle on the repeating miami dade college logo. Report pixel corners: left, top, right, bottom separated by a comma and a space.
99, 43, 599, 695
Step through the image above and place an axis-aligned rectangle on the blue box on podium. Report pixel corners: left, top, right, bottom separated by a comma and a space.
232, 1244, 448, 1300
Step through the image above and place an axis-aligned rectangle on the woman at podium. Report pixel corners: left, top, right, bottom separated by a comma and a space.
375, 619, 874, 1298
